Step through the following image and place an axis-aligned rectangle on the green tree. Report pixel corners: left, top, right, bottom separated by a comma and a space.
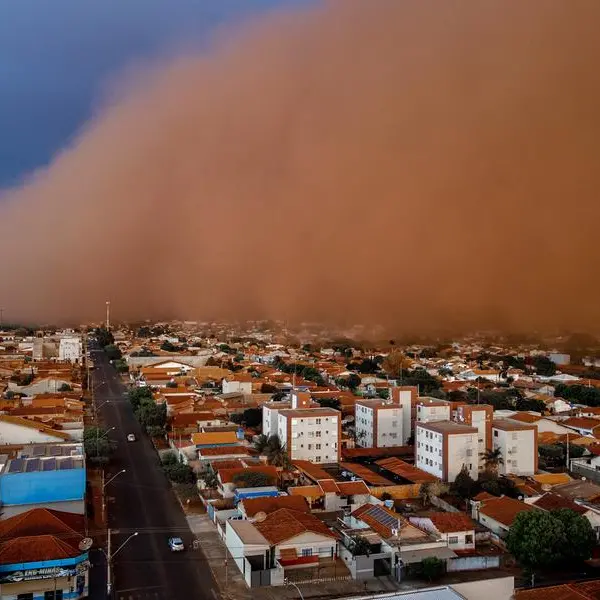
83, 427, 113, 463
481, 448, 504, 473
165, 380, 178, 388
164, 462, 196, 484
58, 383, 72, 392
114, 359, 129, 373
534, 356, 556, 377
350, 535, 372, 557
95, 327, 114, 348
420, 557, 445, 582
136, 401, 167, 431
337, 374, 361, 391
253, 434, 270, 454
104, 344, 122, 361
128, 386, 154, 410
265, 435, 291, 468
451, 465, 476, 500
239, 408, 262, 428
161, 451, 178, 466
233, 471, 275, 488
551, 509, 596, 565
317, 397, 341, 410
507, 510, 567, 569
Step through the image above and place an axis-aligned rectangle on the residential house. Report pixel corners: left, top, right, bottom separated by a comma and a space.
472, 495, 537, 538
409, 513, 476, 551
238, 495, 310, 520
288, 479, 372, 513
561, 417, 600, 436
217, 466, 278, 499
0, 415, 73, 445
415, 421, 478, 483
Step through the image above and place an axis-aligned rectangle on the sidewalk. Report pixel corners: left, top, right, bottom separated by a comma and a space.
186, 514, 406, 600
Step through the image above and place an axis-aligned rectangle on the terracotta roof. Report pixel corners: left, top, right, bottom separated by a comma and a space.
317, 479, 340, 494
532, 492, 588, 514
514, 584, 594, 599
254, 509, 336, 545
280, 408, 340, 418
562, 417, 600, 430
479, 496, 537, 527
0, 508, 84, 541
427, 512, 476, 533
292, 460, 333, 482
241, 496, 309, 517
376, 457, 438, 483
508, 412, 542, 424
336, 480, 371, 496
218, 465, 277, 485
342, 446, 413, 460
199, 446, 250, 457
288, 485, 324, 499
0, 535, 80, 564
339, 462, 393, 486
351, 503, 401, 538
192, 431, 238, 445
531, 473, 572, 486
416, 421, 477, 435
472, 491, 495, 502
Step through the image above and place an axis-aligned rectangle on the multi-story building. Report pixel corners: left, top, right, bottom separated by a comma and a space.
455, 404, 493, 471
415, 398, 451, 424
390, 386, 417, 444
415, 421, 478, 482
354, 399, 403, 448
262, 392, 318, 438
492, 419, 537, 476
59, 336, 83, 363
278, 405, 341, 464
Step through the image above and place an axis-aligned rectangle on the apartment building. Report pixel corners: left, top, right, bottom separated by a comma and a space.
416, 398, 451, 424
492, 419, 537, 476
59, 336, 83, 363
278, 407, 341, 464
455, 404, 493, 471
355, 399, 403, 448
262, 391, 317, 437
390, 386, 416, 444
415, 421, 478, 482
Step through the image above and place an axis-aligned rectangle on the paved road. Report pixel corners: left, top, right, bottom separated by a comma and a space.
90, 348, 219, 600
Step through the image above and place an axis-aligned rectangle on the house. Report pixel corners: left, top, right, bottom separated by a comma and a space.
288, 479, 372, 512
0, 508, 89, 599
0, 415, 73, 444
238, 495, 310, 520
472, 495, 537, 537
222, 374, 254, 395
415, 421, 478, 483
224, 508, 339, 587
561, 417, 600, 436
492, 420, 537, 476
217, 466, 278, 498
409, 513, 476, 550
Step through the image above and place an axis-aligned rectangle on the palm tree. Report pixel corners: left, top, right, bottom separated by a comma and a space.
266, 435, 291, 468
254, 434, 270, 454
481, 448, 504, 473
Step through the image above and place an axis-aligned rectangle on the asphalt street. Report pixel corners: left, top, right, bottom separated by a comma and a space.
90, 348, 219, 600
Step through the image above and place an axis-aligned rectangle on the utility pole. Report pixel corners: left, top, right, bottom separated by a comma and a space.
107, 527, 112, 598
106, 301, 111, 330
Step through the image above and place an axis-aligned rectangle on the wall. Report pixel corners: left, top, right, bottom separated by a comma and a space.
355, 405, 374, 448
376, 407, 402, 447
447, 434, 477, 482
0, 468, 85, 505
369, 484, 421, 500
275, 531, 336, 561
415, 425, 444, 479
450, 575, 514, 600
0, 499, 85, 518
284, 414, 339, 463
494, 428, 535, 476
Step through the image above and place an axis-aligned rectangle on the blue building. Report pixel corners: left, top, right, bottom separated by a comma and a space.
0, 444, 86, 518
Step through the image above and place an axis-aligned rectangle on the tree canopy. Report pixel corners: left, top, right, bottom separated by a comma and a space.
233, 470, 275, 488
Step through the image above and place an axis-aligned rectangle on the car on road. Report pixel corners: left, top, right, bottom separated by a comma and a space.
127, 433, 136, 442
168, 537, 185, 552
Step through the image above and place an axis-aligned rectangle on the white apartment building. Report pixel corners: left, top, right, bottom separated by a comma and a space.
415, 421, 478, 483
222, 379, 253, 395
58, 336, 83, 363
355, 399, 403, 448
390, 386, 416, 444
492, 419, 537, 476
416, 398, 451, 424
262, 391, 318, 438
455, 404, 493, 471
278, 406, 341, 464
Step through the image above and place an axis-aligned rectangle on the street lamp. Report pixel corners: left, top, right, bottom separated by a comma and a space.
284, 578, 305, 600
106, 530, 138, 597
101, 468, 125, 525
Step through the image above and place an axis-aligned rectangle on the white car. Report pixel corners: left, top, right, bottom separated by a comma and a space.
168, 537, 185, 552
127, 433, 136, 442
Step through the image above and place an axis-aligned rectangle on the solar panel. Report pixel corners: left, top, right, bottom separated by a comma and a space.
42, 458, 56, 471
25, 459, 40, 472
59, 458, 73, 470
61, 446, 74, 456
368, 505, 398, 528
33, 446, 45, 457
50, 446, 62, 456
7, 459, 24, 473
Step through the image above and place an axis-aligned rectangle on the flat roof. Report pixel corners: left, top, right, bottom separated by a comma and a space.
227, 519, 270, 546
416, 421, 477, 435
492, 419, 536, 431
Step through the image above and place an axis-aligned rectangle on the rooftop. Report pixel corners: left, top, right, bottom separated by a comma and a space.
254, 508, 337, 545
416, 421, 477, 435
492, 419, 536, 432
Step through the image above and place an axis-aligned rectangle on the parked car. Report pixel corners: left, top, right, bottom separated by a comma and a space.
168, 537, 185, 552
127, 433, 136, 442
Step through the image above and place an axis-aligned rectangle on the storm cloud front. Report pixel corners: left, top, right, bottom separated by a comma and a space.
0, 0, 599, 334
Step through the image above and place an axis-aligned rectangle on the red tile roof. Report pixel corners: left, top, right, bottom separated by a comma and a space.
218, 465, 277, 485
0, 508, 84, 541
531, 492, 588, 515
339, 462, 393, 486
0, 535, 80, 564
375, 457, 438, 483
336, 480, 370, 496
427, 512, 476, 533
479, 496, 537, 527
241, 496, 310, 517
317, 479, 340, 494
254, 509, 337, 545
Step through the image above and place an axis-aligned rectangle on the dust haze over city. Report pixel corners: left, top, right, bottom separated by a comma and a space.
0, 0, 599, 335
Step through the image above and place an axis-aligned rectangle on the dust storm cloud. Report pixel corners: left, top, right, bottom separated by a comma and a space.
0, 0, 599, 333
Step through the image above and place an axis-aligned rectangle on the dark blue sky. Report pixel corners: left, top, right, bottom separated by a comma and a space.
0, 0, 312, 187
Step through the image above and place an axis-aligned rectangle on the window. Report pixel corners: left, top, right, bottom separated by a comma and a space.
315, 456, 321, 462
301, 548, 313, 557
392, 421, 398, 427
316, 444, 321, 450
308, 444, 312, 450
466, 449, 473, 457
465, 535, 473, 544
315, 431, 321, 438
316, 418, 322, 425
448, 536, 459, 544
494, 430, 498, 437
18, 595, 34, 600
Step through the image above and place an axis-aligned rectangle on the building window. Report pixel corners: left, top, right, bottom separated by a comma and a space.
301, 548, 313, 557
466, 449, 473, 457
465, 534, 473, 544
316, 418, 322, 425
316, 431, 321, 438
494, 430, 498, 437
315, 456, 321, 462
308, 444, 312, 450
448, 536, 459, 544
392, 421, 398, 427
316, 444, 321, 450
18, 595, 34, 600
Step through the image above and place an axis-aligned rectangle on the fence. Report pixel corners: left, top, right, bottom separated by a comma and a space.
570, 462, 600, 484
